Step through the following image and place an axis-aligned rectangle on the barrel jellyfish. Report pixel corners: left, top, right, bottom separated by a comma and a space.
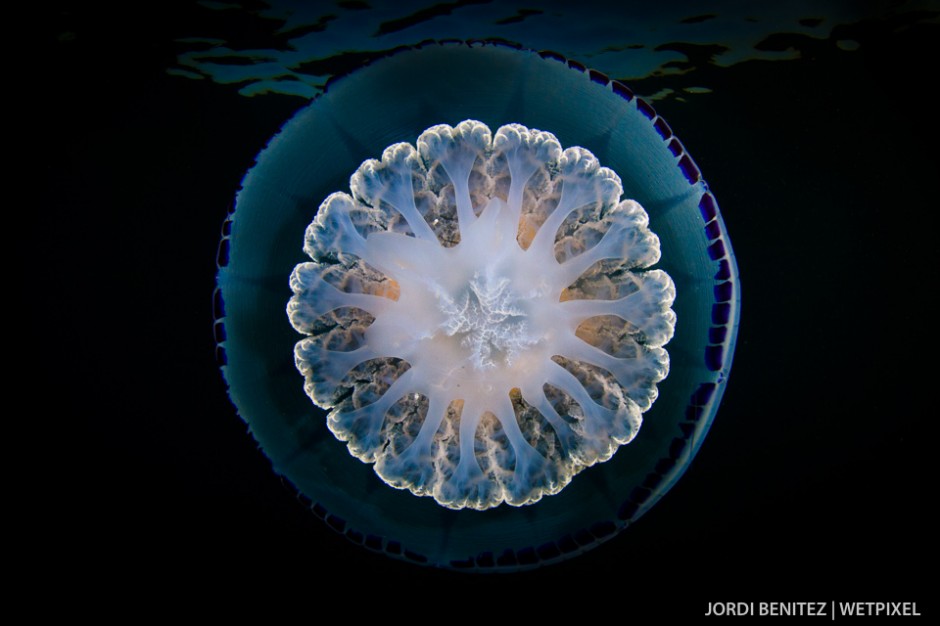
216, 42, 739, 569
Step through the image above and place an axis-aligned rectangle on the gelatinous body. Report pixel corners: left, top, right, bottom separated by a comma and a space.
288, 121, 675, 510
217, 42, 739, 569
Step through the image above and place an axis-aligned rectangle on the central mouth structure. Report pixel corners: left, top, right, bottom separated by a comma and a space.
413, 206, 555, 383
288, 120, 676, 510
441, 269, 538, 373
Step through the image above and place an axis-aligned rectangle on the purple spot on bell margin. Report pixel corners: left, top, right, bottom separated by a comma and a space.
668, 437, 687, 459
714, 281, 733, 302
691, 383, 716, 406
705, 344, 724, 371
476, 551, 495, 567
538, 49, 566, 63
611, 80, 634, 101
213, 320, 227, 346
404, 550, 428, 563
707, 239, 726, 260
712, 302, 731, 325
567, 59, 586, 72
489, 39, 523, 50
643, 472, 663, 491
704, 219, 722, 240
216, 236, 230, 268
709, 325, 727, 343
636, 98, 656, 120
629, 486, 652, 505
214, 342, 227, 366
573, 528, 595, 546
325, 514, 346, 533
715, 259, 732, 280
590, 520, 616, 538
617, 499, 639, 520
643, 472, 664, 491
311, 502, 327, 519
589, 69, 609, 85
655, 457, 677, 474
213, 288, 226, 321
653, 116, 673, 140
699, 192, 717, 221
517, 547, 538, 565
497, 549, 519, 566
537, 542, 561, 560
686, 402, 707, 421
557, 534, 580, 553
678, 154, 701, 184
667, 137, 683, 157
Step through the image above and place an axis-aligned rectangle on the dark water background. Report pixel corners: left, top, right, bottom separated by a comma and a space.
39, 1, 936, 616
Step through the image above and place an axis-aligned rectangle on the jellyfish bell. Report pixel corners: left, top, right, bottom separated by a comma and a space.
216, 42, 740, 569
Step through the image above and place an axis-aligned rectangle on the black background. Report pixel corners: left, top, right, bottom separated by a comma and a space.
38, 2, 934, 617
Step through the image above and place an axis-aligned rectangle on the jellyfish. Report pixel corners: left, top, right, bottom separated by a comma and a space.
216, 42, 739, 568
288, 119, 675, 511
